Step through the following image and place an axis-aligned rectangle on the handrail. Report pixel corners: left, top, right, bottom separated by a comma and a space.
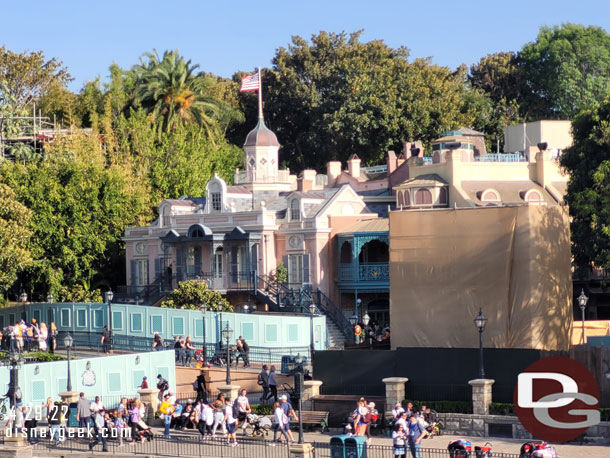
313, 290, 352, 340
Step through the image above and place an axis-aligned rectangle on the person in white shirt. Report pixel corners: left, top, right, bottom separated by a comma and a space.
168, 390, 177, 405
395, 411, 408, 431
272, 401, 290, 444
236, 389, 251, 434
392, 402, 405, 421
223, 398, 238, 446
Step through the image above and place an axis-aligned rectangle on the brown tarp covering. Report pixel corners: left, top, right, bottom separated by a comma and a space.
389, 206, 572, 350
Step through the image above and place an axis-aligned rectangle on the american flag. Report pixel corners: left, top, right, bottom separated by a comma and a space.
240, 72, 260, 92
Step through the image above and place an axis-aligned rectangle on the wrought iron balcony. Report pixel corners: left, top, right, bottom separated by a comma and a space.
338, 263, 389, 282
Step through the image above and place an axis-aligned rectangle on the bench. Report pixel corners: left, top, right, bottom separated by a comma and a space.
291, 410, 330, 432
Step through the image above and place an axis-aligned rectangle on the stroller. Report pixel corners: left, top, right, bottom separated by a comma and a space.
194, 349, 210, 368
475, 443, 493, 458
243, 413, 273, 438
448, 439, 473, 457
519, 441, 558, 458
133, 420, 154, 442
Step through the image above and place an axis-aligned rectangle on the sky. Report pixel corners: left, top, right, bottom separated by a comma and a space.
2, 0, 610, 91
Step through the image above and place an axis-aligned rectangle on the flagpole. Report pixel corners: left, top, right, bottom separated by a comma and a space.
257, 67, 263, 119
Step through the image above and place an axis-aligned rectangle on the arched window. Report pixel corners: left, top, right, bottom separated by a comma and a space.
415, 188, 433, 205
290, 199, 301, 221
525, 190, 543, 202
481, 189, 500, 203
404, 191, 410, 206
340, 241, 353, 264
439, 187, 448, 205
397, 192, 404, 207
359, 240, 389, 263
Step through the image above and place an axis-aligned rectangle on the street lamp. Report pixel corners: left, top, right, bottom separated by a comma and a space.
105, 290, 114, 352
20, 292, 27, 303
64, 333, 74, 392
349, 313, 358, 344
578, 289, 589, 345
363, 313, 371, 345
309, 303, 316, 361
46, 293, 54, 303
243, 304, 249, 314
200, 304, 207, 363
221, 323, 233, 384
4, 351, 24, 435
294, 353, 305, 444
474, 309, 488, 379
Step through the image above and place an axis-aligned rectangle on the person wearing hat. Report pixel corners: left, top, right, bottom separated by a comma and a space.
279, 395, 296, 443
139, 376, 148, 389
159, 393, 174, 438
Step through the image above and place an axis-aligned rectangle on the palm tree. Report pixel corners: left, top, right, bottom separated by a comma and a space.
133, 50, 220, 138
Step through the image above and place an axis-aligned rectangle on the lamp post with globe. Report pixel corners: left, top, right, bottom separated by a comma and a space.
221, 323, 233, 385
64, 333, 74, 392
349, 313, 359, 344
293, 353, 305, 444
474, 309, 487, 379
309, 303, 316, 360
578, 289, 589, 344
105, 290, 114, 352
4, 350, 24, 435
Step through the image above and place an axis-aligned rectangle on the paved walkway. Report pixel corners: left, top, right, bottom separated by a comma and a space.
27, 425, 609, 458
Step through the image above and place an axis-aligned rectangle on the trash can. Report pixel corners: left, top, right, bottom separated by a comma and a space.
345, 435, 367, 458
330, 434, 351, 458
67, 402, 78, 427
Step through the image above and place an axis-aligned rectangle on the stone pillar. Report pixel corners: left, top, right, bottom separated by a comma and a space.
137, 388, 160, 425
217, 384, 241, 402
58, 391, 80, 404
302, 380, 323, 411
469, 379, 495, 415
382, 377, 408, 413
289, 442, 314, 458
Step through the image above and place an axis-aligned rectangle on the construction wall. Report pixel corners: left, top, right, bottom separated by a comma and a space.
389, 205, 572, 350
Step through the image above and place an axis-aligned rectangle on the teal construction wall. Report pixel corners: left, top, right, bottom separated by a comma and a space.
0, 303, 327, 349
0, 350, 175, 407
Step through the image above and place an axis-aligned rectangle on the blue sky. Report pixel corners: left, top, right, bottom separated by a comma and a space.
2, 0, 610, 91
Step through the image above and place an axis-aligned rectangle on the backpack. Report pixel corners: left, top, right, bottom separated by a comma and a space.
257, 372, 264, 385
193, 379, 199, 390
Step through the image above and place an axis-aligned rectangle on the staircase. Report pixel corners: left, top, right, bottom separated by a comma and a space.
325, 319, 347, 350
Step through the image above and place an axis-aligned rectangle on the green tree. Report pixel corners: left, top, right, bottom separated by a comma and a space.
133, 50, 222, 138
0, 183, 32, 296
234, 31, 472, 171
560, 99, 610, 275
0, 46, 70, 111
518, 24, 610, 119
161, 280, 232, 311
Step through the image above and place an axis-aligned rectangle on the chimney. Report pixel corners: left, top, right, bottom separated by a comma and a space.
347, 154, 361, 179
298, 169, 317, 192
397, 153, 406, 168
326, 161, 342, 187
387, 150, 397, 174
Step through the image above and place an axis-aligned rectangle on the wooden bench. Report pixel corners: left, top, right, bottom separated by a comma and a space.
291, 410, 330, 432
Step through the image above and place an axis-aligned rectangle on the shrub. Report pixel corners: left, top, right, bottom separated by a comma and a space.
489, 402, 515, 416
251, 404, 273, 416
403, 399, 473, 414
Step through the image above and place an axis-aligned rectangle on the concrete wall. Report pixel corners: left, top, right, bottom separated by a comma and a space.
0, 350, 175, 406
0, 303, 327, 350
504, 121, 572, 153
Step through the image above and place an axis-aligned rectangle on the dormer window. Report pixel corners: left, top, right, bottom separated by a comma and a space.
480, 189, 501, 205
415, 188, 433, 205
290, 199, 301, 221
161, 206, 171, 227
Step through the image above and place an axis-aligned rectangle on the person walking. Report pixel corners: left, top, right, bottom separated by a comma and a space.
101, 325, 110, 354
224, 398, 238, 447
184, 336, 195, 366
211, 393, 226, 438
272, 401, 290, 444
39, 323, 48, 351
88, 408, 109, 452
268, 365, 278, 403
392, 423, 408, 458
236, 389, 251, 435
195, 370, 207, 403
49, 322, 58, 353
407, 414, 426, 458
152, 332, 164, 351
258, 365, 270, 404
279, 395, 296, 443
48, 399, 69, 446
159, 393, 174, 438
239, 336, 250, 367
76, 392, 91, 433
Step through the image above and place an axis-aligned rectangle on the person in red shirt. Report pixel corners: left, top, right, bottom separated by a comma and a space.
139, 377, 148, 389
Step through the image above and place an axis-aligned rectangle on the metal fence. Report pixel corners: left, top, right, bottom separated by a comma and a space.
10, 432, 523, 458
57, 330, 311, 365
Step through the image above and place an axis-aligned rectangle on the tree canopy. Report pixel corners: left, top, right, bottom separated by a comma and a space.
560, 99, 610, 275
161, 280, 232, 311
